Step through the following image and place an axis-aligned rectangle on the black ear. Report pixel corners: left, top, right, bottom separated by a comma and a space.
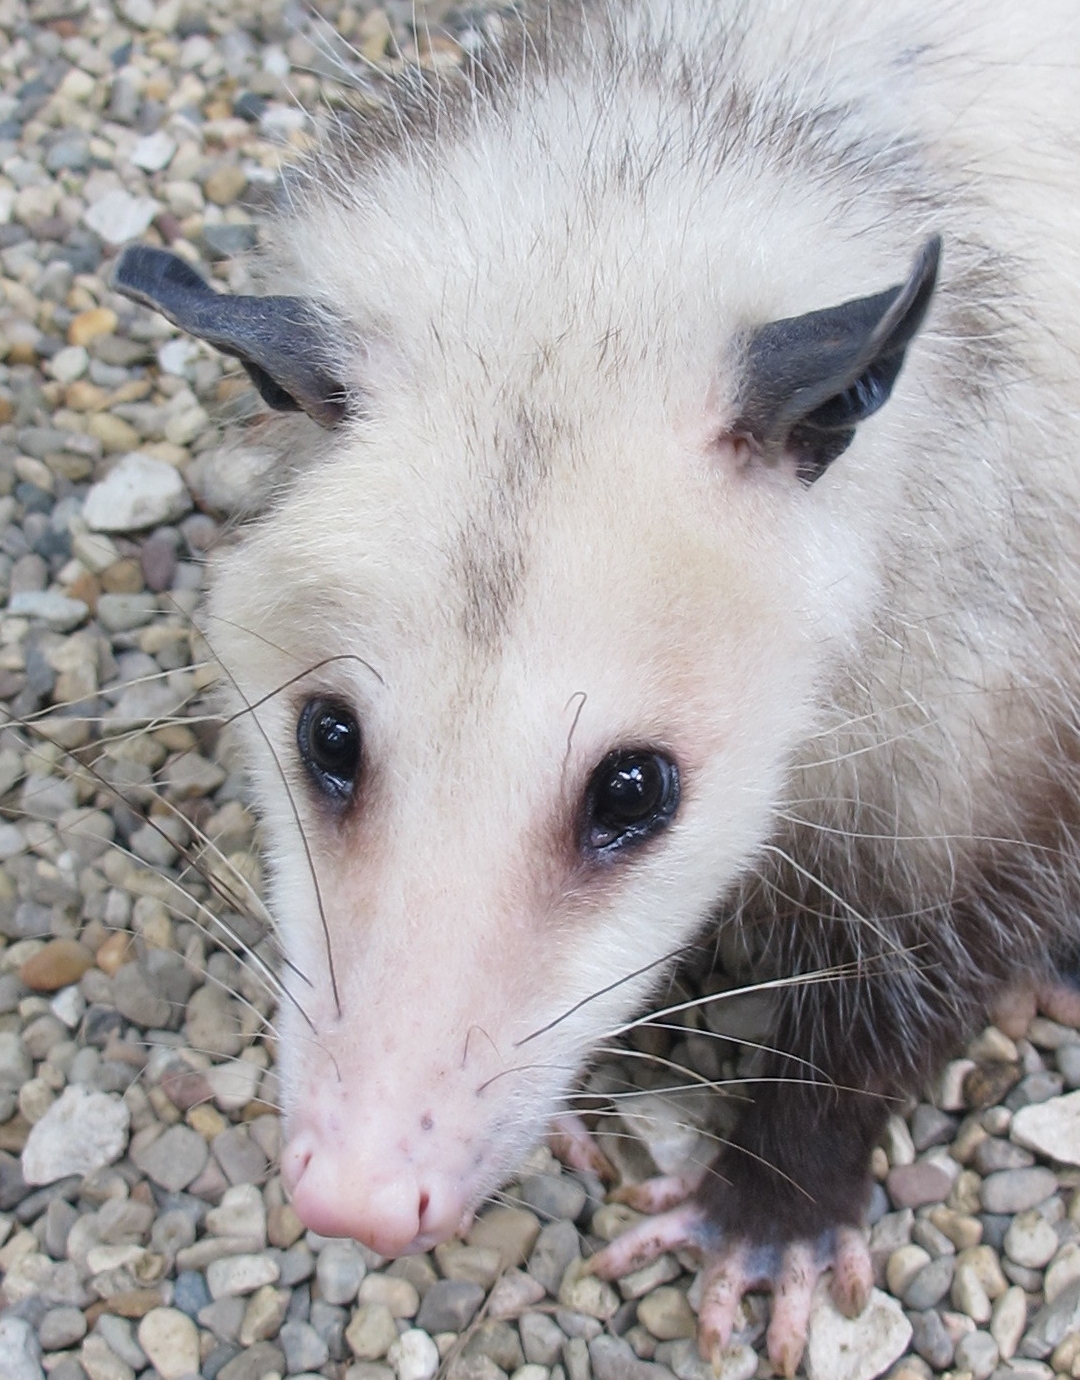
735, 236, 941, 483
113, 246, 347, 428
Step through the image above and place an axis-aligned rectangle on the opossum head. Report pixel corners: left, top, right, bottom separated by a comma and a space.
116, 237, 937, 1254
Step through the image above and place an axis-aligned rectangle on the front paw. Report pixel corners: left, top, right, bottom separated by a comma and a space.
588, 1200, 872, 1377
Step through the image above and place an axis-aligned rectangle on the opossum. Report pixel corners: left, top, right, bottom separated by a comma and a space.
114, 0, 1080, 1370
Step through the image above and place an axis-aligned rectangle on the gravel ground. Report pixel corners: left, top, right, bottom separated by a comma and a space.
1, 3, 1080, 1380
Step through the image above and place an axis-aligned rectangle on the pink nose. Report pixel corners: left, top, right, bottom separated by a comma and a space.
281, 1128, 467, 1255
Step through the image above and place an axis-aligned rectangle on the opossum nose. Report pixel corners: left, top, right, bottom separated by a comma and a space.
281, 1130, 462, 1255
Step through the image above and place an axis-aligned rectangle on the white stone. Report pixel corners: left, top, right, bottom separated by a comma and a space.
387, 1328, 439, 1380
206, 1251, 281, 1298
990, 1285, 1027, 1360
21, 1086, 130, 1185
0, 1316, 44, 1380
157, 337, 198, 375
7, 591, 89, 632
136, 1309, 199, 1380
131, 131, 177, 172
83, 189, 162, 246
82, 452, 192, 532
48, 345, 89, 382
806, 1285, 912, 1380
1010, 1089, 1080, 1166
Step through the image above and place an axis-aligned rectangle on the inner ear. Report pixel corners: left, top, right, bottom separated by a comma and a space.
113, 246, 349, 428
734, 236, 941, 483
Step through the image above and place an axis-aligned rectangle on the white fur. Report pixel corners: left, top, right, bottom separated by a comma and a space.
209, 0, 1080, 1251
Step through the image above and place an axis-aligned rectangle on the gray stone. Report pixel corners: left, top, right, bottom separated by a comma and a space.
415, 1279, 486, 1334
980, 1168, 1059, 1214
21, 1086, 130, 1185
903, 1254, 956, 1310
911, 1309, 955, 1369
520, 1312, 566, 1366
39, 1305, 87, 1351
528, 1217, 581, 1295
316, 1237, 367, 1305
955, 1329, 1001, 1380
215, 1340, 285, 1380
0, 1031, 33, 1091
212, 1124, 269, 1185
111, 962, 171, 1028
279, 1319, 330, 1372
1018, 1278, 1080, 1359
589, 1334, 675, 1380
516, 1173, 588, 1224
131, 1124, 209, 1192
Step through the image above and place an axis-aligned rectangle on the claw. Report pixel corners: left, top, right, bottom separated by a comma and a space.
697, 1245, 753, 1365
549, 1113, 616, 1181
767, 1241, 815, 1377
831, 1225, 873, 1318
587, 1201, 706, 1278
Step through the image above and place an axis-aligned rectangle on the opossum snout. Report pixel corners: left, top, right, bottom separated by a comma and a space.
281, 1114, 471, 1255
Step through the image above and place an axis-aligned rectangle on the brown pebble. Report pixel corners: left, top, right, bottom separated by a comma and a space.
268, 1202, 305, 1249
203, 165, 248, 205
66, 570, 100, 612
19, 938, 93, 991
100, 558, 145, 594
0, 1114, 31, 1152
0, 397, 13, 424
964, 1062, 1021, 1109
85, 1288, 164, 1324
96, 930, 133, 976
64, 380, 108, 412
68, 307, 118, 347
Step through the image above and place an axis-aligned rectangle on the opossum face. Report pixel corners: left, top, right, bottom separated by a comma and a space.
119, 235, 937, 1253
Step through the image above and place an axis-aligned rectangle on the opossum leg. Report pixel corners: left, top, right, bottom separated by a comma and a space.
549, 1114, 617, 1181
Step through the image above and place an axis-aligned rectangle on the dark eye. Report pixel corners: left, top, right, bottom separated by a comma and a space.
297, 698, 361, 804
581, 749, 680, 854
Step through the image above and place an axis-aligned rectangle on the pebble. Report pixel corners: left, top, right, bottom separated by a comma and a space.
207, 1251, 281, 1299
82, 453, 193, 533
345, 1302, 399, 1360
136, 1308, 199, 1380
1009, 1089, 1080, 1165
19, 938, 93, 991
388, 1328, 441, 1380
0, 1316, 45, 1380
317, 1236, 368, 1304
805, 1286, 912, 1380
990, 1286, 1027, 1359
637, 1285, 696, 1340
1002, 1210, 1058, 1268
7, 591, 89, 631
83, 189, 162, 245
980, 1168, 1059, 1214
130, 1123, 209, 1192
527, 1218, 581, 1295
21, 1085, 130, 1184
887, 1161, 955, 1209
416, 1279, 487, 1334
1018, 1278, 1080, 1360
